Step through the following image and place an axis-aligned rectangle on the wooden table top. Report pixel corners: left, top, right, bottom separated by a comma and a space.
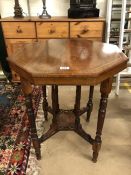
8, 39, 128, 85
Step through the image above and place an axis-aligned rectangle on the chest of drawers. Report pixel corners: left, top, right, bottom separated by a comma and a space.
0, 16, 105, 81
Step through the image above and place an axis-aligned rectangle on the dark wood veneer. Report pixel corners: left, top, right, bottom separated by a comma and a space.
8, 39, 128, 163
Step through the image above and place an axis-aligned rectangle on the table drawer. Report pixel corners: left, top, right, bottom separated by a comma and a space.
1, 22, 36, 38
36, 22, 69, 38
70, 22, 104, 38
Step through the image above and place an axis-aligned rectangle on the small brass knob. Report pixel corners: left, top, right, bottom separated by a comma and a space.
80, 29, 89, 35
77, 34, 81, 38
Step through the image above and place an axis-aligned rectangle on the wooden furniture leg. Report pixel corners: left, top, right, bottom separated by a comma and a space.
42, 85, 48, 121
54, 85, 59, 113
39, 85, 59, 143
21, 78, 41, 160
86, 86, 94, 122
52, 85, 59, 122
92, 78, 112, 163
74, 85, 81, 128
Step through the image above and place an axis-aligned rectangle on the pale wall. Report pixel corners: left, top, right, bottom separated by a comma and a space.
0, 0, 107, 18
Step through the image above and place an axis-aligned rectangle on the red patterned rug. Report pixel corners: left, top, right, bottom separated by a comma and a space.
0, 82, 41, 175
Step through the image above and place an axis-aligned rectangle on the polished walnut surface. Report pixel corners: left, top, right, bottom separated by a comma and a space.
8, 39, 128, 85
7, 38, 129, 162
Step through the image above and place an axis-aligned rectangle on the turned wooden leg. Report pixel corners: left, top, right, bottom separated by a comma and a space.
54, 85, 59, 113
74, 85, 81, 128
86, 86, 94, 122
92, 78, 112, 163
42, 85, 48, 121
52, 85, 58, 123
21, 78, 41, 160
39, 85, 59, 143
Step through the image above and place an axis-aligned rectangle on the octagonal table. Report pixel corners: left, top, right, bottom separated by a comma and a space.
8, 39, 128, 163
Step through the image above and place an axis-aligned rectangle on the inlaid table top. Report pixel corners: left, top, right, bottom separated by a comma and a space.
8, 39, 128, 85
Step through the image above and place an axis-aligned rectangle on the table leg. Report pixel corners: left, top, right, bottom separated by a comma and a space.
42, 85, 48, 121
86, 86, 94, 122
21, 78, 41, 160
55, 85, 59, 113
92, 78, 112, 163
74, 85, 81, 128
52, 85, 58, 121
39, 85, 59, 143
74, 85, 94, 144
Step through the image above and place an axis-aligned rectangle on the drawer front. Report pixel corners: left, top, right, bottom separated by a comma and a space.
70, 22, 104, 39
36, 22, 69, 38
2, 22, 36, 38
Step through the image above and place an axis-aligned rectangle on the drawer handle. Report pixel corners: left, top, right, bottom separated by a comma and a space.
77, 34, 81, 38
80, 29, 89, 35
16, 26, 23, 33
48, 29, 56, 34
